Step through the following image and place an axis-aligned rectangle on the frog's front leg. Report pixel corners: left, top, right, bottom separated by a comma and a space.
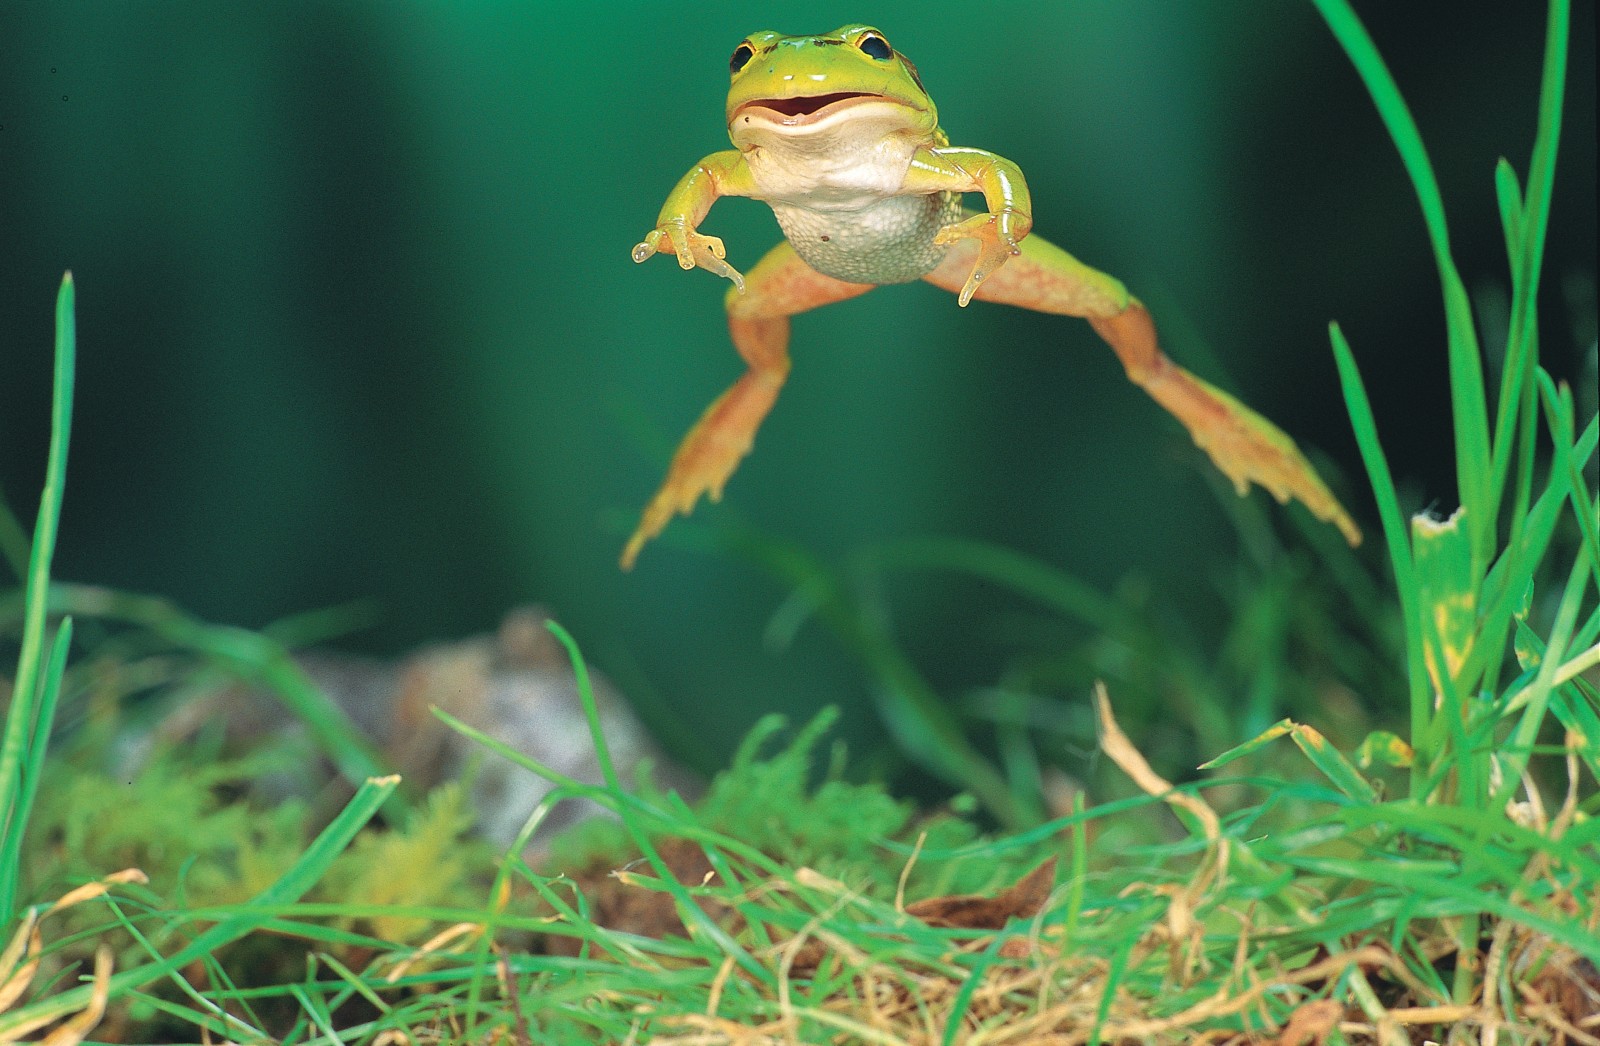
903, 145, 1034, 306
632, 150, 758, 290
925, 233, 1362, 546
621, 243, 874, 570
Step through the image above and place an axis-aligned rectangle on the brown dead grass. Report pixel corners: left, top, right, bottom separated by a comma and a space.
0, 869, 143, 1046
537, 688, 1597, 1044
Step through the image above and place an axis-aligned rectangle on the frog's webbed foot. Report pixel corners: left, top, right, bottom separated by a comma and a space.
933, 207, 1030, 306
620, 368, 780, 570
1176, 373, 1361, 545
1090, 306, 1363, 546
632, 220, 746, 292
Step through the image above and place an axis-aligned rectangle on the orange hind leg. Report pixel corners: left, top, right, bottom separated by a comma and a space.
622, 243, 874, 569
925, 233, 1361, 546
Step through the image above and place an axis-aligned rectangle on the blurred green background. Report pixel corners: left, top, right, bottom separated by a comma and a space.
2, 3, 1594, 779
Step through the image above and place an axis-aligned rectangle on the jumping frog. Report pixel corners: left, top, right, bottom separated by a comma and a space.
622, 24, 1360, 569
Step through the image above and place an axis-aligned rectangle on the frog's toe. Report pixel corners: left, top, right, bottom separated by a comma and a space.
620, 446, 743, 570
1159, 374, 1363, 546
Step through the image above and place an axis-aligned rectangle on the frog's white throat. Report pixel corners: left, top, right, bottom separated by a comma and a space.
731, 98, 927, 209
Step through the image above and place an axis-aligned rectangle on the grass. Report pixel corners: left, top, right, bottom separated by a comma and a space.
3, 0, 1596, 1042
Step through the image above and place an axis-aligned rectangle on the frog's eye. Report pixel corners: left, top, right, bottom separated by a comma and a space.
856, 31, 893, 60
730, 42, 755, 74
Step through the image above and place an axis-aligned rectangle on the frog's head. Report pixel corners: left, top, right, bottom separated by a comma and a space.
725, 25, 938, 149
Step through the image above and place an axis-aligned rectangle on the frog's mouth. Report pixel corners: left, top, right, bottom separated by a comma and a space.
733, 92, 905, 127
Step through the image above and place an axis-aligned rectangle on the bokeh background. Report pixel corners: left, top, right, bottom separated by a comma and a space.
2, 3, 1594, 781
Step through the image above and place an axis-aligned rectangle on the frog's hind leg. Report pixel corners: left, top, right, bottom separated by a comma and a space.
622, 242, 874, 569
923, 233, 1361, 546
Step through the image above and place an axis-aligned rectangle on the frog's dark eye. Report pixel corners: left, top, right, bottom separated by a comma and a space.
856, 32, 893, 60
730, 42, 755, 74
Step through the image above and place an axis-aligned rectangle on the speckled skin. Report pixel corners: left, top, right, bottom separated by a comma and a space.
770, 191, 963, 285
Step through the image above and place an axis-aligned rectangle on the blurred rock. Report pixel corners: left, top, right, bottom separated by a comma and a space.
142, 607, 698, 849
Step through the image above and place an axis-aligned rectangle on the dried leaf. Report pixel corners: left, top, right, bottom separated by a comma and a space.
36, 948, 111, 1046
905, 857, 1058, 930
1274, 998, 1343, 1046
1097, 685, 1222, 841
541, 838, 720, 957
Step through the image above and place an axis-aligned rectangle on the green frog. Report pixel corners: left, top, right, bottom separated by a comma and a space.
623, 24, 1360, 569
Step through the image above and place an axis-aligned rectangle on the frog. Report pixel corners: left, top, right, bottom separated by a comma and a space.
621, 24, 1361, 570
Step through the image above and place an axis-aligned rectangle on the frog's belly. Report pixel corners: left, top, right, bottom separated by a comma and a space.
770, 192, 962, 285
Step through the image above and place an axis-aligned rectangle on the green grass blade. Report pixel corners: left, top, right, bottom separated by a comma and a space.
1491, 0, 1570, 557
1410, 511, 1481, 803
1518, 621, 1600, 782
1329, 324, 1429, 773
1202, 718, 1376, 802
1493, 159, 1525, 263
1518, 0, 1569, 297
1488, 156, 1542, 577
0, 273, 75, 920
1198, 720, 1294, 770
1500, 374, 1542, 654
1489, 158, 1535, 553
6, 618, 72, 891
543, 620, 769, 986
1536, 374, 1600, 585
1312, 0, 1493, 569
1286, 723, 1378, 803
1460, 415, 1598, 696
940, 931, 1010, 1046
1489, 157, 1534, 533
1497, 0, 1570, 471
1497, 546, 1592, 797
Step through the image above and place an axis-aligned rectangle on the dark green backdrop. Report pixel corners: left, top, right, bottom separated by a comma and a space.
2, 3, 1594, 775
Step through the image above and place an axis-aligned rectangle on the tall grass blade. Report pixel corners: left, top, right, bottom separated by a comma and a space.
0, 273, 75, 921
9, 619, 72, 895
542, 620, 768, 985
1536, 374, 1600, 585
1492, 0, 1570, 511
1329, 324, 1429, 779
1311, 0, 1493, 569
1493, 159, 1525, 265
